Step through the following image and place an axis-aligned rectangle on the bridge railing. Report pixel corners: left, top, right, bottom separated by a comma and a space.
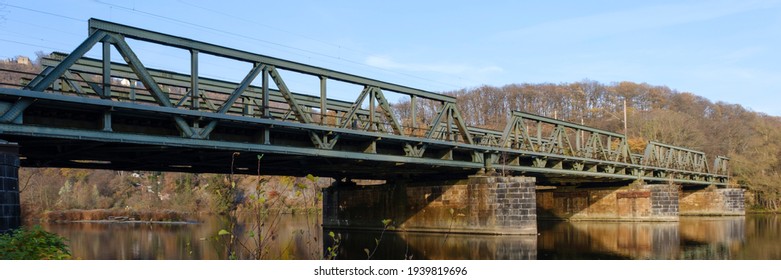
642, 141, 710, 174
489, 111, 635, 163
36, 53, 382, 126
464, 110, 728, 177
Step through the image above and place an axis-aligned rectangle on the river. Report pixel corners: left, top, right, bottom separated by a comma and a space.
41, 214, 781, 260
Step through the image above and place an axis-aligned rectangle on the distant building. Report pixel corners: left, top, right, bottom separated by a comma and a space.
16, 56, 31, 65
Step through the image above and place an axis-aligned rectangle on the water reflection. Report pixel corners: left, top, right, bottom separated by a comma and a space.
328, 230, 536, 260
678, 217, 745, 260
41, 214, 781, 260
538, 221, 681, 259
42, 214, 322, 260
43, 221, 219, 260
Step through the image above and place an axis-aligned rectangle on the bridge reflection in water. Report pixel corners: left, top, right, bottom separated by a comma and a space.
537, 217, 745, 259
41, 214, 781, 260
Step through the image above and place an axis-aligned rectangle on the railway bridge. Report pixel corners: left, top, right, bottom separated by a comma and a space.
0, 19, 742, 234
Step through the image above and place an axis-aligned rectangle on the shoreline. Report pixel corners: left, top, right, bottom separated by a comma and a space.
64, 219, 200, 225
31, 208, 323, 223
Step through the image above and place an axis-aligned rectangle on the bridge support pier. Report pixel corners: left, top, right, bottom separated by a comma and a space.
679, 187, 745, 216
0, 141, 20, 233
536, 184, 680, 221
323, 175, 537, 235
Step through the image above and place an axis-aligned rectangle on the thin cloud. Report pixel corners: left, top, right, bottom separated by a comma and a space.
365, 55, 502, 75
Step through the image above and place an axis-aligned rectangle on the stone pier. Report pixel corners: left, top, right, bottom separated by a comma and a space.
323, 175, 537, 235
536, 184, 680, 221
679, 187, 745, 216
0, 141, 20, 233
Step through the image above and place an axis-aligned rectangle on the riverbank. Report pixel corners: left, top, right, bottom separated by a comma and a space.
36, 208, 322, 223
747, 210, 781, 214
41, 209, 197, 223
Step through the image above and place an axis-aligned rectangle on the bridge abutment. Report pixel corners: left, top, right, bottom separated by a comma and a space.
536, 184, 680, 221
679, 187, 745, 216
0, 141, 20, 233
323, 175, 537, 235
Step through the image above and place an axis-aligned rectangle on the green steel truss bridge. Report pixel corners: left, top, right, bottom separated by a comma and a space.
0, 19, 728, 186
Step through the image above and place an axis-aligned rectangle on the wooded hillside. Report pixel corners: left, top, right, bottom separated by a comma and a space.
396, 80, 781, 210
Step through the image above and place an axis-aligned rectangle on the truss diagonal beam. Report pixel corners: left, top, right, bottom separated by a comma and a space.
199, 63, 265, 138
372, 88, 405, 136
340, 86, 371, 129
268, 66, 312, 124
111, 34, 194, 137
425, 103, 448, 139
0, 30, 108, 123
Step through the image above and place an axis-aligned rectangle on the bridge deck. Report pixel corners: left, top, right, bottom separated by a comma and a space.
0, 18, 728, 186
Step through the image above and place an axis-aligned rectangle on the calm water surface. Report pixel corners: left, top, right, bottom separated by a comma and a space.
41, 214, 781, 260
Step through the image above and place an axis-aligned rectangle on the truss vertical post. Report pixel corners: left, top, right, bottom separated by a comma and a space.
102, 39, 111, 99
320, 76, 327, 125
129, 79, 136, 101
575, 129, 581, 152
369, 88, 375, 131
447, 106, 454, 141
102, 111, 112, 132
190, 50, 199, 110
410, 95, 417, 135
262, 67, 270, 118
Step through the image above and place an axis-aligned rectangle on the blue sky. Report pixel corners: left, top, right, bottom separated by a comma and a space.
1, 0, 780, 115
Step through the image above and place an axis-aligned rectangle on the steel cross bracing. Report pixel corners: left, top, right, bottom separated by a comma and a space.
0, 18, 729, 185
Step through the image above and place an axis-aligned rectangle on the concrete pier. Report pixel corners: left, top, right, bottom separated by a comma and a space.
323, 175, 537, 235
679, 187, 745, 216
536, 184, 680, 221
0, 141, 20, 233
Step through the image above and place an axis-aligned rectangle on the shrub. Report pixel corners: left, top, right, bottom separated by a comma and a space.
0, 226, 71, 260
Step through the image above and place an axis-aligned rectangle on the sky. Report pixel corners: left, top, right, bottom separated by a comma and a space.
1, 0, 780, 115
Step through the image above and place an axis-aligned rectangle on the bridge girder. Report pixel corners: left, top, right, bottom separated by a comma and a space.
0, 18, 729, 186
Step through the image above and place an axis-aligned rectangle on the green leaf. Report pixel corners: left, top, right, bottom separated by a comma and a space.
381, 219, 392, 226
248, 230, 255, 238
375, 238, 379, 246
306, 174, 317, 182
329, 231, 335, 239
217, 229, 230, 236
364, 248, 370, 257
257, 154, 264, 160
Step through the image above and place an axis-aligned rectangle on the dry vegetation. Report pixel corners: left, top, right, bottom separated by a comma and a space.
19, 168, 330, 221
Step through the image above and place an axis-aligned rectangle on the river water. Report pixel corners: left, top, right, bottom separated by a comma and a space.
41, 214, 781, 260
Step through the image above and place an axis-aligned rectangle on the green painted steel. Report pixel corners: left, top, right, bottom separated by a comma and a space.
87, 18, 456, 104
0, 18, 730, 186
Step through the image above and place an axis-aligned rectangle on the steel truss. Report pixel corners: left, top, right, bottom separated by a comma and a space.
0, 18, 729, 185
